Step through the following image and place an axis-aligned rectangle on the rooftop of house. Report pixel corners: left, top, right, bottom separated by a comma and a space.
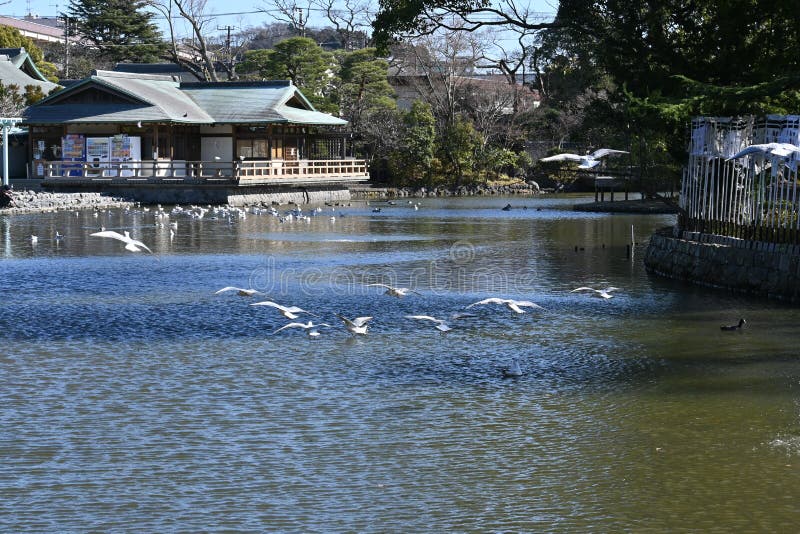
23, 70, 347, 127
0, 48, 59, 93
113, 63, 204, 83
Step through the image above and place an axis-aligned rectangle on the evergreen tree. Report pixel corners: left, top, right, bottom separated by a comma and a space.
337, 48, 396, 132
68, 0, 166, 64
389, 100, 436, 186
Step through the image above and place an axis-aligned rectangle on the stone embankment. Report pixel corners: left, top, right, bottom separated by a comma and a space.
644, 226, 800, 302
1, 190, 134, 214
350, 181, 541, 199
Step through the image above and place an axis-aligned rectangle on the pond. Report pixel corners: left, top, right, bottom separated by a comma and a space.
2, 195, 799, 531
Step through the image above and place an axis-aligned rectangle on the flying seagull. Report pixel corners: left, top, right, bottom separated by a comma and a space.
273, 321, 331, 338
540, 148, 629, 169
251, 300, 317, 319
571, 286, 619, 299
466, 297, 544, 314
367, 283, 420, 298
726, 143, 800, 161
215, 286, 265, 297
405, 315, 452, 332
337, 315, 373, 335
90, 230, 152, 253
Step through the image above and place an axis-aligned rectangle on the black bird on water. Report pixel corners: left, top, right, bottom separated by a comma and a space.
720, 318, 746, 331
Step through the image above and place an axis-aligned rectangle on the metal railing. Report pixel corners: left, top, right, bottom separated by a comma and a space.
40, 158, 370, 186
680, 115, 800, 245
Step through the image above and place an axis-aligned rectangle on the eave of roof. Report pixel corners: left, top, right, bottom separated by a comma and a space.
24, 74, 346, 127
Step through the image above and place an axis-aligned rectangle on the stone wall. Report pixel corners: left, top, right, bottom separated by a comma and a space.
38, 184, 351, 207
644, 227, 800, 302
350, 182, 541, 199
2, 190, 133, 213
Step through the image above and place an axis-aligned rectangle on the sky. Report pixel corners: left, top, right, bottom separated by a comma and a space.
9, 0, 557, 42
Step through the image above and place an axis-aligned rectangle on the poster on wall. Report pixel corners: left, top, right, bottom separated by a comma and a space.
61, 134, 85, 176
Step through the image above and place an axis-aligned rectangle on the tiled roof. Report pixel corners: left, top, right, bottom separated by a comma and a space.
27, 70, 214, 124
0, 16, 65, 38
25, 72, 347, 126
114, 63, 203, 83
0, 55, 59, 93
182, 81, 346, 125
0, 47, 55, 83
22, 103, 177, 124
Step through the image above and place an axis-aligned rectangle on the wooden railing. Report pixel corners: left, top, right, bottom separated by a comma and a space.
40, 158, 370, 186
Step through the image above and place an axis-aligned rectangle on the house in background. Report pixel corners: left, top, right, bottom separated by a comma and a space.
21, 70, 367, 200
0, 15, 71, 46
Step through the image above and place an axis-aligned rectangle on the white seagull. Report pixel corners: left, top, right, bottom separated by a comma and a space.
571, 286, 619, 299
540, 148, 629, 169
251, 300, 317, 319
273, 321, 331, 338
367, 283, 420, 298
466, 297, 544, 314
215, 286, 265, 297
337, 315, 373, 335
502, 358, 524, 378
90, 230, 152, 253
405, 315, 452, 332
726, 142, 800, 161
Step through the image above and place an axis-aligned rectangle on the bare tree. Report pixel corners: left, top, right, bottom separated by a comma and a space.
312, 0, 371, 49
472, 26, 544, 112
457, 78, 515, 148
392, 27, 487, 130
260, 0, 312, 37
373, 0, 557, 46
151, 0, 220, 81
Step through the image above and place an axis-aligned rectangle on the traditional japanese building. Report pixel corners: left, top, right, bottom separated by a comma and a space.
21, 70, 368, 202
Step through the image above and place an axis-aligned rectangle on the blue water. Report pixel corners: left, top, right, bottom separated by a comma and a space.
2, 195, 800, 532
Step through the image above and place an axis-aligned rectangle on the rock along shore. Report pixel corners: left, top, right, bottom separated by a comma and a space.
0, 190, 134, 214
349, 181, 542, 199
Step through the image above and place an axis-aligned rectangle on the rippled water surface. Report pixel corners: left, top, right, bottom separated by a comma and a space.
3, 195, 800, 532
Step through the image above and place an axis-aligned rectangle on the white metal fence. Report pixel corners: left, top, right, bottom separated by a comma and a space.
681, 115, 800, 243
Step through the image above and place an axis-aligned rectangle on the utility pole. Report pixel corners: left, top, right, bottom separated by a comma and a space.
216, 25, 236, 79
293, 7, 306, 38
62, 14, 71, 79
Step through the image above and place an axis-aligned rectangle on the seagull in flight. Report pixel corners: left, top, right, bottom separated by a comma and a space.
251, 300, 317, 319
337, 315, 373, 335
726, 143, 800, 161
405, 315, 452, 332
90, 230, 152, 253
540, 148, 629, 169
367, 283, 420, 298
571, 286, 619, 299
215, 286, 265, 297
466, 297, 544, 314
273, 321, 331, 337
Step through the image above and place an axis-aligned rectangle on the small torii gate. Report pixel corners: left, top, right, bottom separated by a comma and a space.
1, 117, 23, 187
